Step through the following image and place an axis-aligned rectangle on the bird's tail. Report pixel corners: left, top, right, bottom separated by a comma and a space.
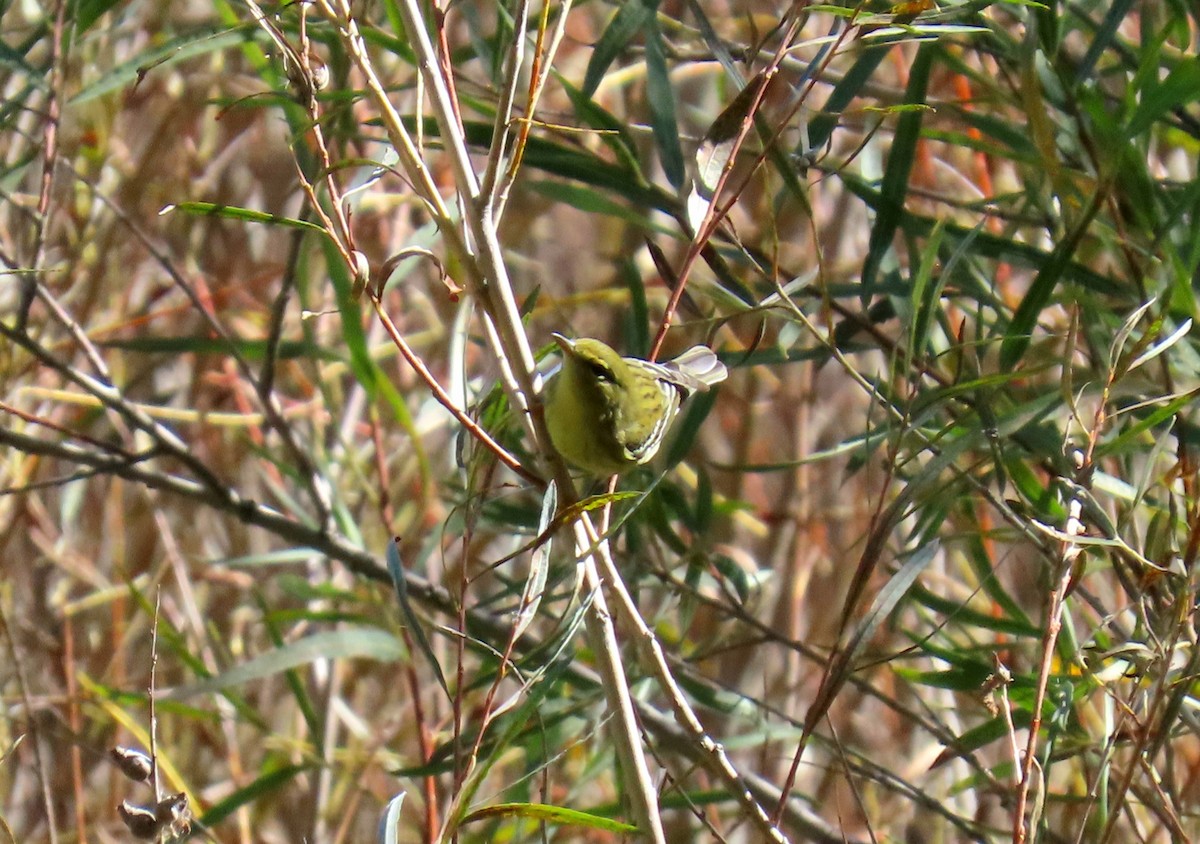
663, 346, 727, 392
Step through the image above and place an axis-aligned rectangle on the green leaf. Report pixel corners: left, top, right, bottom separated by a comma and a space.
71, 0, 125, 34
359, 16, 417, 63
908, 584, 1040, 637
387, 539, 451, 700
1073, 0, 1136, 86
897, 663, 993, 691
199, 764, 311, 828
643, 12, 685, 189
1097, 388, 1200, 459
258, 594, 322, 742
1127, 56, 1200, 138
998, 193, 1104, 370
907, 219, 948, 359
72, 26, 251, 104
947, 711, 1033, 758
560, 78, 645, 179
513, 482, 556, 640
527, 180, 654, 229
100, 335, 336, 361
664, 388, 718, 469
806, 43, 891, 153
0, 39, 46, 86
621, 259, 651, 356
462, 802, 637, 834
321, 238, 430, 484
171, 629, 404, 698
861, 44, 933, 291
682, 0, 742, 81
433, 117, 675, 212
582, 2, 653, 98
839, 172, 1121, 293
164, 202, 332, 236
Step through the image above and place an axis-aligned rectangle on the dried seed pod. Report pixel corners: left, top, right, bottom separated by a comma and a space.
109, 746, 154, 782
157, 792, 192, 839
118, 801, 162, 839
155, 792, 187, 820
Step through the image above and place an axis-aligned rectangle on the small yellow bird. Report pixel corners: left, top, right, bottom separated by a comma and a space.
544, 334, 727, 476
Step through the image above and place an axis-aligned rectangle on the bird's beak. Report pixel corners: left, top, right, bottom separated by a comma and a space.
551, 333, 575, 355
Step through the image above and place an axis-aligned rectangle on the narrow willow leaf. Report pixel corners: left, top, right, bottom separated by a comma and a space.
170, 629, 404, 699
324, 238, 430, 485
560, 78, 644, 179
377, 791, 407, 844
0, 40, 45, 85
443, 116, 674, 211
387, 539, 451, 700
998, 195, 1103, 370
844, 542, 938, 663
72, 27, 249, 104
440, 660, 577, 841
198, 764, 310, 828
163, 201, 331, 236
644, 13, 685, 189
621, 259, 651, 356
528, 181, 655, 229
1127, 55, 1200, 137
462, 802, 637, 834
1074, 0, 1136, 85
942, 712, 1033, 764
695, 72, 770, 196
839, 170, 1121, 294
683, 0, 741, 80
582, 1, 653, 98
896, 663, 993, 693
513, 481, 556, 640
806, 43, 890, 154
908, 584, 1040, 637
861, 44, 933, 292
908, 219, 948, 359
1126, 319, 1192, 373
100, 335, 334, 360
72, 0, 126, 35
1110, 297, 1157, 371
1096, 388, 1200, 459
664, 389, 717, 468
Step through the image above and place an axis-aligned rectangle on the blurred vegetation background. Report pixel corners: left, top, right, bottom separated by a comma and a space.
2, 0, 1199, 842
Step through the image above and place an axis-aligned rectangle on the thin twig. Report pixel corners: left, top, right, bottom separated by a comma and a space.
16, 0, 66, 331
572, 518, 668, 844
149, 593, 161, 803
586, 516, 789, 843
650, 15, 804, 361
0, 322, 240, 504
75, 168, 334, 531
313, 0, 545, 463
351, 0, 543, 411
477, 0, 530, 205
369, 296, 541, 484
494, 0, 574, 220
0, 598, 60, 844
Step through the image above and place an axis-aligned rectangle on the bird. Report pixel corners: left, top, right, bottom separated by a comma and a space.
543, 333, 727, 476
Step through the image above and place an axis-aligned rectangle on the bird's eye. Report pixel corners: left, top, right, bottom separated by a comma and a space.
588, 360, 614, 381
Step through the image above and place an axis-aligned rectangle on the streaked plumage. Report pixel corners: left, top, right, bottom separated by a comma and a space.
544, 334, 727, 476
